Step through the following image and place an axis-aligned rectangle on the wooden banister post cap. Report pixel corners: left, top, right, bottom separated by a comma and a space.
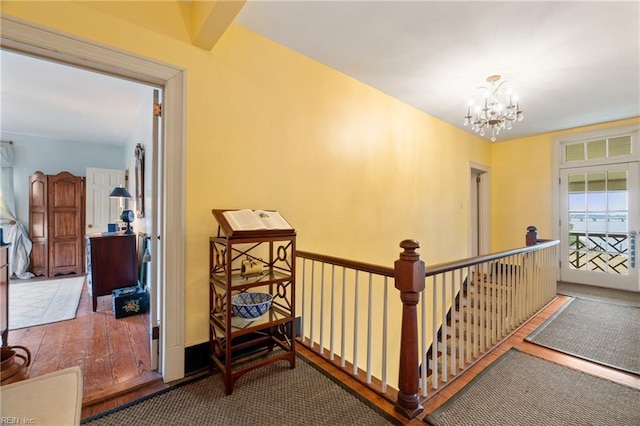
526, 226, 538, 246
398, 239, 420, 260
395, 240, 425, 293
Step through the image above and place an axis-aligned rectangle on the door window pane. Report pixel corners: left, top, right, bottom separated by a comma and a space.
587, 140, 606, 159
563, 134, 633, 163
565, 143, 585, 162
566, 168, 630, 276
609, 136, 632, 157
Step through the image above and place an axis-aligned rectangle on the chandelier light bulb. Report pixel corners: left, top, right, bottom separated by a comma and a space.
463, 74, 523, 141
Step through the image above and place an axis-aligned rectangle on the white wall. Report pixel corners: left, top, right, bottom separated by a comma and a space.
121, 88, 155, 237
2, 131, 125, 227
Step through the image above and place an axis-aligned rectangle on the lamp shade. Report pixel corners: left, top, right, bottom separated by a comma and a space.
109, 186, 132, 198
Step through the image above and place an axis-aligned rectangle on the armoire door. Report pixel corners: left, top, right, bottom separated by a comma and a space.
29, 171, 48, 277
48, 172, 85, 276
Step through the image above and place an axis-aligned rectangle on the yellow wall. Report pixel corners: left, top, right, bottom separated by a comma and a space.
491, 117, 640, 251
2, 2, 491, 346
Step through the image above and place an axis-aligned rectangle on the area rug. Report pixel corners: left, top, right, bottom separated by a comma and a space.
82, 355, 397, 426
9, 276, 85, 330
525, 297, 640, 375
424, 349, 639, 426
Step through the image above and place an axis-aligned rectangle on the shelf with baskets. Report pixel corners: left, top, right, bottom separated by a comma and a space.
209, 209, 296, 395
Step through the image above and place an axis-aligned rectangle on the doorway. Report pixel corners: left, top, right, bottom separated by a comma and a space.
554, 125, 639, 292
2, 16, 186, 382
559, 162, 639, 291
470, 163, 491, 257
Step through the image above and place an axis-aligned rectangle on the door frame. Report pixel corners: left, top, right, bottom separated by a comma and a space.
469, 162, 491, 256
552, 123, 640, 291
1, 16, 186, 381
559, 162, 639, 290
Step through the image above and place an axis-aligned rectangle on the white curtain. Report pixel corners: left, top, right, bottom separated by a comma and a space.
1, 142, 34, 279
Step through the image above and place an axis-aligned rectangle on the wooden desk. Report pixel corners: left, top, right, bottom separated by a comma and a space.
86, 234, 137, 312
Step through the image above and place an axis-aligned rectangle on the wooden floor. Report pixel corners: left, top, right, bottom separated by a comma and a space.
6, 276, 166, 419
8, 283, 640, 423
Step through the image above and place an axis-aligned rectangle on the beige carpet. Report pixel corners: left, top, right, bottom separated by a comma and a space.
425, 349, 640, 426
83, 355, 397, 425
9, 276, 85, 330
526, 297, 640, 374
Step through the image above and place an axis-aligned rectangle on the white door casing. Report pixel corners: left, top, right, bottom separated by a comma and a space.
469, 162, 491, 257
1, 16, 187, 381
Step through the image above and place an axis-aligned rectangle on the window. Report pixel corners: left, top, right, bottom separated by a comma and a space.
564, 135, 632, 163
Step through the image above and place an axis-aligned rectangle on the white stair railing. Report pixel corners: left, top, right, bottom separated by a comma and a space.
296, 231, 559, 419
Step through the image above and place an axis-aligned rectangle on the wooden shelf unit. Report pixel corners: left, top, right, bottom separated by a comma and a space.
209, 211, 296, 395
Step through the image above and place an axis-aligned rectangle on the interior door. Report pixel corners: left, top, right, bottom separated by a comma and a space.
150, 88, 161, 370
86, 168, 126, 233
48, 171, 84, 276
29, 172, 48, 276
560, 162, 639, 291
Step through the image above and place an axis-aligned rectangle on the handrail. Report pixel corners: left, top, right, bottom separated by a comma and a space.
425, 239, 559, 276
299, 240, 559, 279
297, 250, 395, 277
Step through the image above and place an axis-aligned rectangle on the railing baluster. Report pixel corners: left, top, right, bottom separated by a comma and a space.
478, 262, 485, 352
366, 273, 373, 384
310, 260, 315, 348
441, 273, 447, 382
466, 266, 472, 362
341, 267, 346, 368
382, 276, 388, 393
319, 263, 325, 355
450, 270, 457, 376
353, 271, 359, 376
431, 275, 438, 389
301, 259, 306, 342
330, 264, 335, 360
493, 261, 497, 342
420, 286, 427, 397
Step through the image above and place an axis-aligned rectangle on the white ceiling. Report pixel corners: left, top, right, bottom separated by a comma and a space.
235, 0, 640, 141
0, 50, 152, 146
1, 1, 638, 145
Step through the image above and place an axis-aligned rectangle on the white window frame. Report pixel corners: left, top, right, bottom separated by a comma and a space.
552, 123, 640, 241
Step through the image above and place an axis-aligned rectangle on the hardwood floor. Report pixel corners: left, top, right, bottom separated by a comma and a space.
6, 276, 165, 418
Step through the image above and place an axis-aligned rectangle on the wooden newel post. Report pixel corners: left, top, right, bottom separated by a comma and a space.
526, 226, 538, 246
394, 239, 425, 418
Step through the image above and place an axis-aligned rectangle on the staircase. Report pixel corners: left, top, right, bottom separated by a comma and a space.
426, 263, 518, 381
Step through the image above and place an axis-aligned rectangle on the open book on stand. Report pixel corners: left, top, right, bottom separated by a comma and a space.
212, 209, 295, 237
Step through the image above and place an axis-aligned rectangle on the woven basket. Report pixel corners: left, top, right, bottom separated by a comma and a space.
1, 345, 31, 385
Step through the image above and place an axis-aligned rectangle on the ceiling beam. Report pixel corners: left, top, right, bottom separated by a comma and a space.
190, 0, 246, 50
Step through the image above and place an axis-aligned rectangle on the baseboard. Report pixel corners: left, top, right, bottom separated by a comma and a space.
184, 342, 210, 376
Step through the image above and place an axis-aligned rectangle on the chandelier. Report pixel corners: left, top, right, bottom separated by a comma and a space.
464, 75, 523, 141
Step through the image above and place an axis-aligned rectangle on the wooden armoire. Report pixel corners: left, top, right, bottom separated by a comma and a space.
29, 171, 85, 277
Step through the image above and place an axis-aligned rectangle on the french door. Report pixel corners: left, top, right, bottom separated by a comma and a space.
560, 162, 639, 291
